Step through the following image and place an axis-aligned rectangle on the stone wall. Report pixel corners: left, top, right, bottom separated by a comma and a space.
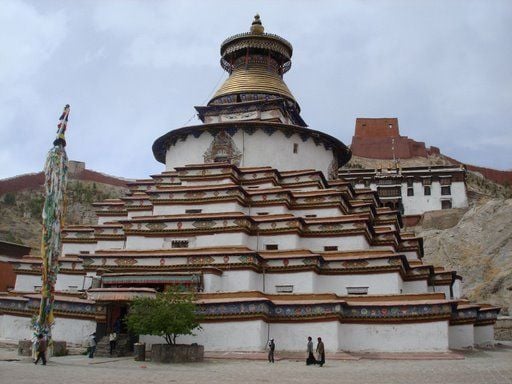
495, 317, 512, 341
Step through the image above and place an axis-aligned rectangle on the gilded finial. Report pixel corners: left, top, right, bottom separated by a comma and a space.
250, 14, 264, 34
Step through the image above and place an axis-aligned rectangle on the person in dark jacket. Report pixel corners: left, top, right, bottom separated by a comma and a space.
268, 338, 275, 363
316, 337, 325, 367
34, 334, 47, 365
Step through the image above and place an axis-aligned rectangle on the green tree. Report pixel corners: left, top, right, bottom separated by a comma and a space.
126, 289, 201, 345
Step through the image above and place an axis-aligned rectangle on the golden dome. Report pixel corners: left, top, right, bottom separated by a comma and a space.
209, 15, 297, 106
211, 61, 296, 103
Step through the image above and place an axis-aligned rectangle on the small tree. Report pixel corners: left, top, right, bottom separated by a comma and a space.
126, 288, 201, 345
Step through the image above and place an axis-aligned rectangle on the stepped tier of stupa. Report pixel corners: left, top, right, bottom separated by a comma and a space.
0, 15, 499, 352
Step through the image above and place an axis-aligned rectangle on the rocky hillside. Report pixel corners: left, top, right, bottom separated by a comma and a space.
417, 198, 512, 315
0, 179, 128, 252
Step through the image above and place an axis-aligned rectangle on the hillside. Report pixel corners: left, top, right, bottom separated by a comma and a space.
0, 173, 128, 252
418, 198, 512, 315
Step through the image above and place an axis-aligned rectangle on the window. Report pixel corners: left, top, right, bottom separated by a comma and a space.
441, 186, 451, 195
172, 240, 189, 248
324, 246, 338, 251
422, 178, 432, 186
440, 177, 452, 186
346, 286, 368, 295
293, 143, 299, 154
185, 209, 202, 214
305, 214, 317, 218
79, 251, 90, 254
388, 124, 393, 129
257, 212, 269, 216
441, 200, 452, 209
407, 188, 414, 196
276, 285, 294, 293
406, 178, 414, 187
424, 186, 431, 195
265, 244, 278, 250
214, 156, 229, 163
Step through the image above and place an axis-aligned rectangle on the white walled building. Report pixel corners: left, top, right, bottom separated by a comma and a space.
0, 16, 498, 353
339, 165, 469, 220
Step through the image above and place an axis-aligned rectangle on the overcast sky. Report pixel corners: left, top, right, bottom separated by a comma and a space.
1, 0, 511, 180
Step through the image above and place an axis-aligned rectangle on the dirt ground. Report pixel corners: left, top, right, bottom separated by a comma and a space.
1, 343, 511, 384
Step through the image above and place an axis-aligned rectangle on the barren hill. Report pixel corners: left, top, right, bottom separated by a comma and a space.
0, 162, 129, 252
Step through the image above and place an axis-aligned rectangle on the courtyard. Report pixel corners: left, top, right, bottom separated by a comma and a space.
0, 343, 511, 384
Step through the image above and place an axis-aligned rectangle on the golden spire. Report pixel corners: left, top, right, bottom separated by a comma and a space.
250, 14, 264, 34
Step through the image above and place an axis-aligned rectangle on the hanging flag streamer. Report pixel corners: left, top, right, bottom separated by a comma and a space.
34, 105, 70, 339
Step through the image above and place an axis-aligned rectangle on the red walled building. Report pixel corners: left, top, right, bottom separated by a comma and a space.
0, 241, 31, 292
350, 118, 440, 160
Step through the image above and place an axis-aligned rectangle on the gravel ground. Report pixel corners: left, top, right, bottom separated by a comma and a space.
1, 343, 511, 384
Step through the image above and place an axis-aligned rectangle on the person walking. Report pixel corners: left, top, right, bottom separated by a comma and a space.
34, 334, 47, 365
268, 338, 275, 363
306, 336, 316, 365
87, 332, 97, 358
109, 331, 117, 356
316, 337, 325, 367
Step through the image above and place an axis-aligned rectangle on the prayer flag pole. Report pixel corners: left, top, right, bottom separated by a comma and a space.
34, 105, 70, 340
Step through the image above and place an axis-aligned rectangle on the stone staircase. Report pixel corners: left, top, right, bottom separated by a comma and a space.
94, 334, 133, 357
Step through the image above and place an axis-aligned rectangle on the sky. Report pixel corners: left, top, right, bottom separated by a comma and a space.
1, 0, 511, 180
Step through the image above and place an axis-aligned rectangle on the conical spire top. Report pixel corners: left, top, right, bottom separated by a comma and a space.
250, 14, 264, 34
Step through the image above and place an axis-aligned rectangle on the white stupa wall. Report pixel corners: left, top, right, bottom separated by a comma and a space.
164, 129, 338, 178
141, 320, 268, 351
0, 314, 96, 345
402, 279, 428, 294
449, 324, 475, 349
474, 325, 494, 347
14, 274, 42, 291
339, 321, 449, 352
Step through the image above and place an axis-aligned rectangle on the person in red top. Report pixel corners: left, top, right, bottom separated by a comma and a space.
34, 334, 47, 366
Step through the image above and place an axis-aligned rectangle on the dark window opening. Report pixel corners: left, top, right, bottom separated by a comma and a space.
407, 188, 414, 196
324, 246, 338, 251
305, 214, 317, 218
172, 240, 189, 248
257, 212, 269, 215
424, 186, 431, 195
441, 186, 451, 195
441, 200, 452, 209
185, 209, 202, 214
265, 244, 278, 250
293, 143, 298, 154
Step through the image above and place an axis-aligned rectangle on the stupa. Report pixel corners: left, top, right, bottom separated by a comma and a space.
1, 15, 499, 353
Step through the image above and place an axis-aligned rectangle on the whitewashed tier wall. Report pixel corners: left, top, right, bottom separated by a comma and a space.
15, 274, 42, 291
339, 322, 449, 352
141, 319, 450, 352
123, 232, 370, 252
0, 314, 95, 345
164, 129, 337, 178
154, 202, 343, 218
474, 325, 494, 347
449, 324, 474, 349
